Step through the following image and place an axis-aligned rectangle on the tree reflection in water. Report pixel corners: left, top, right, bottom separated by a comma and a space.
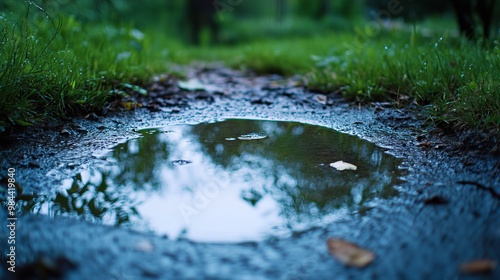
15, 119, 403, 242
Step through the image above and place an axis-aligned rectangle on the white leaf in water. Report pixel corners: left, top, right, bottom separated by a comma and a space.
177, 79, 206, 91
237, 133, 267, 140
330, 161, 357, 171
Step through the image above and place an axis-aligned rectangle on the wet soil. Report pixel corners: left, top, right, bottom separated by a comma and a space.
1, 66, 499, 279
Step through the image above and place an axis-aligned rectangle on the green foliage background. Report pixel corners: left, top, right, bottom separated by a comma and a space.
0, 0, 499, 132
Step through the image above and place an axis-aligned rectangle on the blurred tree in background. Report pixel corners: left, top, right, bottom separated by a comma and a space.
1, 0, 498, 43
186, 0, 219, 45
366, 0, 451, 21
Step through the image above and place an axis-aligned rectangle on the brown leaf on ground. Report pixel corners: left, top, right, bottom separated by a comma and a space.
314, 94, 327, 105
120, 101, 137, 111
327, 238, 375, 268
460, 259, 497, 274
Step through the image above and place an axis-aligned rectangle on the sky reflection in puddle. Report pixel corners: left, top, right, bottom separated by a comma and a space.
17, 119, 402, 242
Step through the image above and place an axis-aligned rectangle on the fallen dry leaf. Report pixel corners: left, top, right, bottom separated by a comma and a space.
330, 161, 357, 171
119, 101, 137, 111
314, 94, 328, 105
327, 238, 375, 268
177, 79, 222, 92
177, 79, 206, 91
460, 259, 497, 274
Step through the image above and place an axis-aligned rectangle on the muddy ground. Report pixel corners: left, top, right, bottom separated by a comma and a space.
1, 66, 499, 279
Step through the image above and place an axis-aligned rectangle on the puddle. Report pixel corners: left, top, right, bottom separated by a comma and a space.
15, 119, 402, 243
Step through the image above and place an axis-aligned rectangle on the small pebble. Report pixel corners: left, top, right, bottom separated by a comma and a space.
75, 127, 88, 134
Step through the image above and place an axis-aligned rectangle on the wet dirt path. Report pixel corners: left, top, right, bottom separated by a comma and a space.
1, 67, 499, 279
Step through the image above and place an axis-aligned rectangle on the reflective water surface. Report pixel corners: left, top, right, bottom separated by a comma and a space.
17, 119, 402, 242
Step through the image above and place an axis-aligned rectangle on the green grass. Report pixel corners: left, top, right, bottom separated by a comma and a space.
1, 2, 499, 133
302, 33, 500, 128
0, 3, 167, 131
168, 31, 500, 129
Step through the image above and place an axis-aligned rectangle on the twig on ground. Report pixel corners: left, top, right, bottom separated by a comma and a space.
457, 181, 500, 200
